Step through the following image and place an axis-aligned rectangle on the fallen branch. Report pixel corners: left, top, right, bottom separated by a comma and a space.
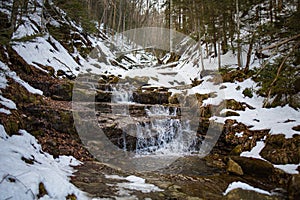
263, 42, 299, 107
257, 33, 300, 53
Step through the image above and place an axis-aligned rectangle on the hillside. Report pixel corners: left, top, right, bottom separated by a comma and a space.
0, 0, 299, 199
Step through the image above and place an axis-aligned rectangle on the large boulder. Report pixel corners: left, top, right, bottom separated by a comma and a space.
230, 156, 275, 179
260, 134, 300, 164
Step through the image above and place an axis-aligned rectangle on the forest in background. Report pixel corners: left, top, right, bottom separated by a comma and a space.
0, 0, 299, 108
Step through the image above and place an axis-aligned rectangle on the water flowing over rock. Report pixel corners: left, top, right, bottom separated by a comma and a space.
94, 80, 203, 155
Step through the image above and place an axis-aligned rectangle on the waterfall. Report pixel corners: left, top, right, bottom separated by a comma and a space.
136, 105, 200, 155
110, 85, 201, 156
111, 83, 134, 103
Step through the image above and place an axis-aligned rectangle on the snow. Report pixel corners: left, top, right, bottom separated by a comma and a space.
12, 35, 80, 76
205, 76, 300, 139
9, 70, 43, 95
0, 95, 17, 110
105, 174, 163, 194
223, 181, 272, 196
0, 72, 7, 89
240, 141, 266, 160
0, 125, 89, 200
274, 164, 300, 174
0, 108, 11, 115
221, 105, 300, 139
235, 132, 244, 138
0, 61, 43, 95
240, 140, 300, 175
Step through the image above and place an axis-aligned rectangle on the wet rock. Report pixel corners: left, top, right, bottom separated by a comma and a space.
133, 90, 171, 104
168, 94, 180, 104
227, 158, 243, 176
288, 174, 300, 199
225, 188, 282, 200
260, 134, 300, 164
95, 90, 112, 102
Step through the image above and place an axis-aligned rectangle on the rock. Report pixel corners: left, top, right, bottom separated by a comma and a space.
191, 78, 203, 87
230, 156, 274, 179
108, 75, 119, 84
224, 111, 240, 117
225, 99, 246, 111
119, 76, 150, 85
50, 82, 74, 101
288, 174, 300, 199
222, 69, 247, 83
133, 90, 171, 104
95, 90, 112, 102
230, 145, 243, 156
37, 182, 48, 198
225, 188, 282, 200
227, 158, 243, 175
260, 134, 300, 164
292, 125, 300, 132
168, 94, 180, 104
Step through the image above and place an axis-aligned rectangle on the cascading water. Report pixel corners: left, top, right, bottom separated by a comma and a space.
110, 83, 135, 116
111, 83, 135, 103
136, 105, 200, 155
111, 85, 202, 156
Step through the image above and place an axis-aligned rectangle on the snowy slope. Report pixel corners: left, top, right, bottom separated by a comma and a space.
0, 59, 90, 199
0, 127, 88, 200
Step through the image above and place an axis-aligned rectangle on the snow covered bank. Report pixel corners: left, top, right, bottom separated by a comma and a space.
0, 125, 89, 200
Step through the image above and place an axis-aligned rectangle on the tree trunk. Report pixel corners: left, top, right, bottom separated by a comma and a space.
236, 0, 242, 68
244, 34, 254, 73
218, 39, 221, 70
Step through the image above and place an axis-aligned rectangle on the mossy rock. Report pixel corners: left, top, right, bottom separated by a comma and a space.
230, 145, 243, 156
242, 88, 253, 98
3, 120, 20, 136
66, 194, 77, 200
50, 81, 74, 101
227, 158, 243, 175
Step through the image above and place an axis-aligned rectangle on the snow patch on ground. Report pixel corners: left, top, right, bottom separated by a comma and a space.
105, 174, 163, 196
223, 181, 272, 196
240, 141, 266, 160
0, 60, 43, 95
12, 35, 80, 76
274, 164, 300, 174
0, 125, 89, 200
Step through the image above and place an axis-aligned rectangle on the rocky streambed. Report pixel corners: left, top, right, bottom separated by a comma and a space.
69, 73, 298, 199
